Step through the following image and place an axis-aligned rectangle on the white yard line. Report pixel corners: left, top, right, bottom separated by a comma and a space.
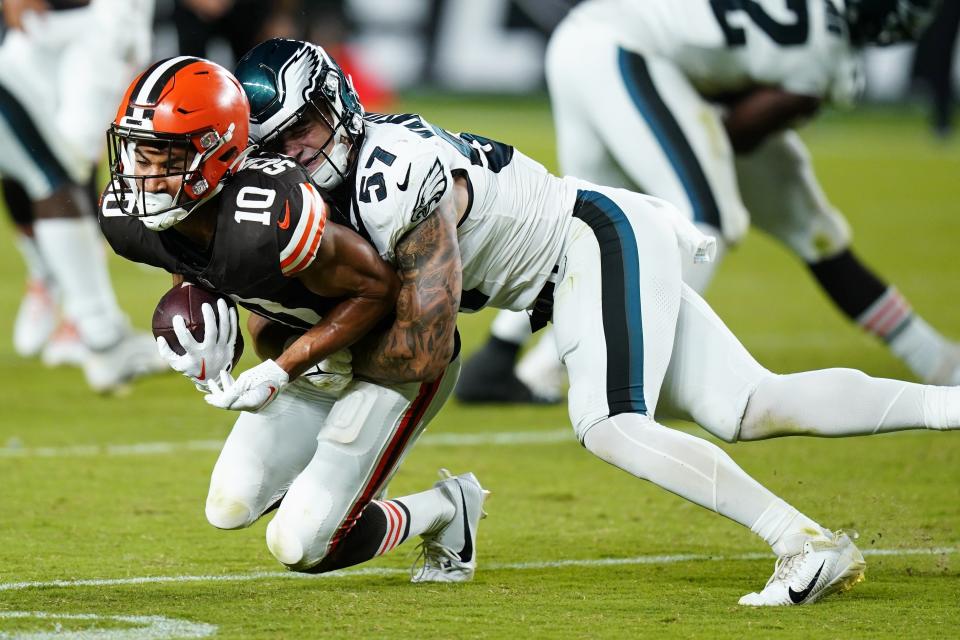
0, 429, 573, 459
0, 547, 953, 593
0, 611, 216, 639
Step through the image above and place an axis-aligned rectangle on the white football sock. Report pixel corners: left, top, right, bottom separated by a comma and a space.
392, 488, 455, 535
888, 315, 955, 382
739, 369, 960, 440
751, 499, 828, 557
14, 230, 53, 284
490, 309, 532, 345
856, 287, 957, 383
582, 413, 822, 556
34, 218, 126, 350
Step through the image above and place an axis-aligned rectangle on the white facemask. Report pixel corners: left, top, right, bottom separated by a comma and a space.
309, 139, 351, 190
140, 191, 192, 231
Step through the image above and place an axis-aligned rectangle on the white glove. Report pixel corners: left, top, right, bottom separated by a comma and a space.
205, 359, 289, 412
302, 348, 353, 394
156, 298, 238, 392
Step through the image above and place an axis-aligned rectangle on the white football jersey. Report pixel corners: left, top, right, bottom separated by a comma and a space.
347, 114, 577, 312
569, 0, 863, 105
0, 0, 154, 170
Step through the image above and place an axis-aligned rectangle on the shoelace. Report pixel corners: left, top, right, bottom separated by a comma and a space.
410, 539, 460, 580
765, 530, 846, 589
766, 552, 802, 588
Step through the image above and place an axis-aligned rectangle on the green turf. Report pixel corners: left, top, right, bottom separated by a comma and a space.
0, 98, 958, 638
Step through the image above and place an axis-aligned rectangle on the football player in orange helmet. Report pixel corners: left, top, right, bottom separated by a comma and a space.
99, 57, 484, 583
107, 56, 250, 231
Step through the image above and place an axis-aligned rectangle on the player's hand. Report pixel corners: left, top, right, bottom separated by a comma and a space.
156, 298, 237, 392
302, 348, 353, 395
205, 359, 289, 412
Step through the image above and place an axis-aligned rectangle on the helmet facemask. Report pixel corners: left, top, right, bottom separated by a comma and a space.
107, 123, 236, 231
251, 56, 363, 190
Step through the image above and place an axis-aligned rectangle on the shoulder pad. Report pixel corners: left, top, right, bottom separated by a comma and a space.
236, 152, 310, 182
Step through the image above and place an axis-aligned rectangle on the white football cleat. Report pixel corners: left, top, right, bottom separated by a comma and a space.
41, 322, 87, 368
13, 279, 58, 358
411, 469, 489, 583
82, 330, 169, 393
739, 530, 866, 606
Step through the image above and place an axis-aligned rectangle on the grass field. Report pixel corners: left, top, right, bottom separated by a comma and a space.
1, 97, 958, 638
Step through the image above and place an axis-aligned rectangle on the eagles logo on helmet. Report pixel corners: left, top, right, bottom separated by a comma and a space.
844, 0, 942, 46
234, 38, 364, 190
106, 57, 251, 231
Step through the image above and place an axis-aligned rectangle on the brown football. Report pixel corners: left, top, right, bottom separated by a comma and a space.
151, 282, 243, 366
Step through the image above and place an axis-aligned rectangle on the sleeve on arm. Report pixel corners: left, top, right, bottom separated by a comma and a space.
278, 182, 329, 276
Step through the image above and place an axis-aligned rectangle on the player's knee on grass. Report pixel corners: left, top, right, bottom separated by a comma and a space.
738, 372, 828, 440
205, 488, 258, 530
264, 486, 343, 572
265, 518, 340, 573
265, 517, 312, 571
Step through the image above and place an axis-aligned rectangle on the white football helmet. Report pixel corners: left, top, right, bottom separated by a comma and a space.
235, 38, 364, 190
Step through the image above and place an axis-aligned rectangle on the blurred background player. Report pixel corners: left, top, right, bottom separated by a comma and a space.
171, 0, 298, 60
0, 0, 165, 391
167, 0, 394, 110
912, 0, 959, 137
5, 173, 102, 367
457, 0, 960, 404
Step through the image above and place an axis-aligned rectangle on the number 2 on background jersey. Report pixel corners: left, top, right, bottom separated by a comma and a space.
711, 0, 809, 46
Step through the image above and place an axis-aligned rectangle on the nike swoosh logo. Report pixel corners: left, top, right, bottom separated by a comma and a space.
457, 483, 473, 563
198, 359, 206, 381
396, 165, 411, 191
278, 201, 291, 229
788, 561, 825, 603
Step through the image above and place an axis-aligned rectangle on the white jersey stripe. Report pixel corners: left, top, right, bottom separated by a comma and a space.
280, 183, 327, 275
279, 184, 315, 263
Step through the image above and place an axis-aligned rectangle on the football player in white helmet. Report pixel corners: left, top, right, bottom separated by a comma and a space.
462, 0, 959, 404
0, 0, 164, 391
236, 37, 960, 605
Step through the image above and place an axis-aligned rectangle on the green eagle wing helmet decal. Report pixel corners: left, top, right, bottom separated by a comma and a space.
235, 38, 363, 146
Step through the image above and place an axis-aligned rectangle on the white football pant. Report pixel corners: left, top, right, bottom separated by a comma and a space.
206, 361, 459, 571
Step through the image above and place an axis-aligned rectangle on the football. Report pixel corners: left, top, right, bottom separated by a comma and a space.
151, 282, 243, 365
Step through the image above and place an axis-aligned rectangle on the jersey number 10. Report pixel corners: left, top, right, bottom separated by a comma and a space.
710, 0, 809, 46
234, 186, 277, 225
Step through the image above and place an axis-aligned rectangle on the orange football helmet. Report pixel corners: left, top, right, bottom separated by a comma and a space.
107, 56, 250, 230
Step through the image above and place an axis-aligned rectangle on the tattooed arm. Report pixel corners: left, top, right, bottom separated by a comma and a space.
352, 199, 462, 384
